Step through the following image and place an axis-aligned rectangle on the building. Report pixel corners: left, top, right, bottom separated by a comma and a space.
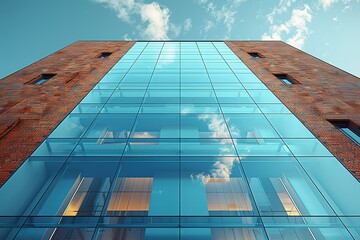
0, 41, 360, 239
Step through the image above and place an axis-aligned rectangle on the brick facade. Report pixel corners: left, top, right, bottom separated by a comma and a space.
226, 41, 360, 179
0, 41, 134, 184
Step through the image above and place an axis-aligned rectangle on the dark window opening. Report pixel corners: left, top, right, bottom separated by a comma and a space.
274, 74, 299, 85
98, 52, 112, 58
329, 120, 360, 146
31, 74, 56, 85
248, 52, 264, 58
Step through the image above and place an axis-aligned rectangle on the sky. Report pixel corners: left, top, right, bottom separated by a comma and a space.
0, 0, 359, 79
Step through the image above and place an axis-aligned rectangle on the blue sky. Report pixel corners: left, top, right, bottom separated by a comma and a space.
1, 0, 359, 78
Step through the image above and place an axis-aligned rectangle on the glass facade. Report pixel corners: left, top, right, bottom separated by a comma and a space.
1, 41, 360, 239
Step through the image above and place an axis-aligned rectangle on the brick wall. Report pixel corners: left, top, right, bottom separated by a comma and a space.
0, 41, 134, 184
226, 41, 360, 179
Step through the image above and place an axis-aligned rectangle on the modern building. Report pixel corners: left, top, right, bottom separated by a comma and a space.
0, 41, 360, 239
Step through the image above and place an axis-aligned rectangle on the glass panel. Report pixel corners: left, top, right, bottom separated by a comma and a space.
234, 139, 292, 157
263, 216, 353, 240
181, 74, 210, 83
108, 90, 146, 103
15, 228, 95, 240
181, 139, 237, 156
242, 158, 335, 216
216, 90, 254, 104
221, 104, 261, 114
144, 89, 180, 103
95, 228, 179, 240
298, 157, 360, 215
257, 104, 290, 113
181, 104, 221, 114
181, 90, 218, 104
140, 104, 180, 113
284, 139, 333, 157
266, 114, 314, 138
101, 104, 140, 113
81, 90, 113, 104
131, 114, 180, 138
181, 114, 231, 138
181, 159, 258, 216
106, 161, 179, 216
124, 139, 180, 156
72, 104, 103, 114
33, 139, 78, 156
48, 114, 96, 138
209, 74, 239, 83
72, 139, 127, 156
31, 161, 118, 216
225, 114, 280, 138
84, 114, 137, 139
0, 159, 64, 216
181, 228, 267, 240
247, 90, 281, 104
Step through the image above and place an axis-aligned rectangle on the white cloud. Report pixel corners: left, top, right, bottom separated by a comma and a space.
318, 0, 357, 11
267, 0, 296, 24
139, 2, 170, 39
123, 33, 131, 40
94, 0, 174, 40
319, 0, 339, 10
262, 4, 312, 49
184, 18, 192, 32
198, 0, 246, 38
204, 20, 214, 33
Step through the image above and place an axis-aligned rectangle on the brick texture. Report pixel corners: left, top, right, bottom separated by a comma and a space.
0, 41, 134, 185
226, 41, 360, 179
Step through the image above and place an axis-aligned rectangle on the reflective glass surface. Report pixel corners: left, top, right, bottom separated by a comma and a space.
1, 41, 358, 239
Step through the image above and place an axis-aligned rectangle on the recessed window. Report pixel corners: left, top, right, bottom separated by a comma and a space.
248, 52, 264, 58
274, 74, 298, 85
98, 52, 112, 58
31, 74, 56, 85
329, 120, 360, 146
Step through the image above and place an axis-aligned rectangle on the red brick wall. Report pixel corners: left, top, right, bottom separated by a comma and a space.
0, 41, 134, 184
226, 41, 360, 179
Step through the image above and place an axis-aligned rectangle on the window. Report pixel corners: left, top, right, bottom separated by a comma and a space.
248, 52, 264, 58
329, 120, 360, 146
274, 74, 298, 85
31, 74, 56, 85
98, 52, 112, 58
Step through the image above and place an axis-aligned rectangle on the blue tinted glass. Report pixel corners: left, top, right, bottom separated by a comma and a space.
225, 114, 280, 138
181, 90, 218, 104
215, 90, 254, 104
242, 159, 335, 216
108, 89, 146, 103
235, 139, 292, 157
81, 90, 113, 103
131, 114, 180, 138
33, 139, 78, 156
144, 89, 180, 103
284, 139, 333, 156
181, 114, 231, 138
84, 114, 136, 139
2, 41, 357, 238
247, 90, 281, 103
31, 161, 118, 216
48, 114, 96, 138
298, 157, 360, 215
266, 114, 315, 138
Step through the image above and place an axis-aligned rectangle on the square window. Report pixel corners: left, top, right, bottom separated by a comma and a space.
30, 74, 56, 85
274, 74, 299, 85
98, 52, 112, 58
131, 114, 180, 138
248, 52, 264, 58
328, 120, 360, 146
